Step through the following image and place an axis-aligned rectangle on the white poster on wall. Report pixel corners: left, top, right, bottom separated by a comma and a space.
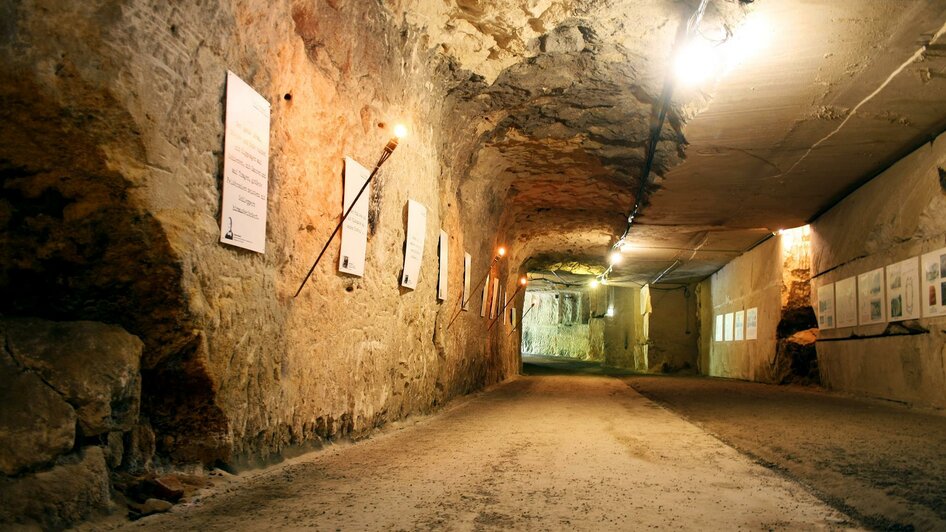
511, 308, 516, 329
887, 257, 920, 322
437, 230, 448, 301
724, 312, 735, 342
400, 200, 427, 290
746, 308, 758, 340
489, 277, 500, 319
857, 268, 885, 325
462, 252, 472, 311
338, 157, 370, 276
817, 283, 836, 330
835, 276, 858, 328
734, 310, 745, 341
921, 247, 946, 318
220, 71, 270, 253
480, 274, 490, 317
714, 315, 724, 342
503, 289, 509, 324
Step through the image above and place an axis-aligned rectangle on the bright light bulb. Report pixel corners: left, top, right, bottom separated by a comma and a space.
497, 246, 506, 257
675, 39, 720, 86
393, 124, 408, 139
519, 277, 528, 286
609, 252, 623, 265
589, 279, 599, 288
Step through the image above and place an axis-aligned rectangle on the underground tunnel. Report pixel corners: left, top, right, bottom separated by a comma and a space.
2, 0, 946, 529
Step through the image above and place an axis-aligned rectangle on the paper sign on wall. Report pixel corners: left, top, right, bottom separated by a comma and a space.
746, 308, 758, 340
462, 252, 472, 311
714, 315, 724, 342
480, 274, 490, 317
921, 247, 946, 318
503, 289, 509, 324
835, 276, 858, 328
401, 200, 427, 290
734, 310, 745, 341
220, 71, 270, 253
338, 157, 370, 276
511, 308, 516, 329
724, 312, 735, 342
887, 257, 920, 322
817, 283, 835, 330
489, 277, 500, 319
437, 230, 448, 301
857, 268, 885, 325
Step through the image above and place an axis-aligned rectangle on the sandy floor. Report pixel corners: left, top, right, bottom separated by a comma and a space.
108, 359, 856, 531
624, 372, 946, 531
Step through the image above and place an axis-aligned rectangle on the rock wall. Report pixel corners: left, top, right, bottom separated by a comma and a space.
601, 286, 645, 370
0, 0, 520, 472
810, 131, 946, 408
521, 289, 599, 360
648, 285, 699, 372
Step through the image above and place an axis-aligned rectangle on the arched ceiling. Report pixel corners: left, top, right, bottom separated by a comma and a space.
406, 0, 946, 284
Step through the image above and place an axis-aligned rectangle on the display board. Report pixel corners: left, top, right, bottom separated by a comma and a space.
922, 247, 946, 318
817, 283, 835, 329
220, 71, 270, 253
714, 315, 724, 342
835, 276, 858, 328
338, 157, 370, 276
724, 312, 735, 342
401, 200, 427, 289
857, 268, 885, 325
734, 310, 745, 341
462, 252, 472, 311
511, 308, 516, 329
745, 308, 758, 340
437, 230, 448, 301
489, 277, 500, 319
887, 256, 920, 322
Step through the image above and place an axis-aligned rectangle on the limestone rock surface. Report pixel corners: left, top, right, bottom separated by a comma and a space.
0, 347, 76, 476
1, 318, 143, 436
0, 446, 111, 529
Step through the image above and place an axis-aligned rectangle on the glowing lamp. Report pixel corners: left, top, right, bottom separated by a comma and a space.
589, 279, 599, 288
519, 277, 528, 286
497, 246, 507, 257
674, 39, 720, 86
393, 124, 409, 139
609, 251, 623, 265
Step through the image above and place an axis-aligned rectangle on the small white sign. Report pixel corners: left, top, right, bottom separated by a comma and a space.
220, 71, 270, 253
921, 247, 946, 318
817, 283, 836, 330
857, 268, 885, 325
401, 200, 427, 290
835, 277, 858, 328
746, 308, 758, 340
437, 230, 448, 301
338, 157, 370, 276
734, 310, 745, 341
462, 252, 472, 311
714, 315, 724, 342
724, 312, 735, 342
503, 289, 509, 324
480, 274, 490, 317
489, 277, 500, 319
511, 308, 517, 329
887, 256, 920, 322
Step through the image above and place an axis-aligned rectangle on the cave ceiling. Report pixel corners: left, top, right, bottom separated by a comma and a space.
401, 0, 946, 284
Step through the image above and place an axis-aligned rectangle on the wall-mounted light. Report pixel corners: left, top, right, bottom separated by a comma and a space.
609, 252, 623, 265
589, 279, 600, 288
295, 123, 409, 297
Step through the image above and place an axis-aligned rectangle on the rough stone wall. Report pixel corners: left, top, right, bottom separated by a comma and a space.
0, 0, 519, 469
648, 285, 698, 372
810, 131, 946, 409
601, 286, 644, 370
521, 289, 599, 360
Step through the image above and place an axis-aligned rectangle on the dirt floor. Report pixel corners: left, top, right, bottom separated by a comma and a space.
623, 371, 946, 531
90, 356, 857, 531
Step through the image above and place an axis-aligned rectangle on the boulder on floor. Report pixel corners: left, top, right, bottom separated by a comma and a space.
1, 317, 143, 436
0, 346, 76, 475
0, 446, 111, 529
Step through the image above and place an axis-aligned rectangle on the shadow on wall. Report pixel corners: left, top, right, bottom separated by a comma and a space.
0, 80, 229, 465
